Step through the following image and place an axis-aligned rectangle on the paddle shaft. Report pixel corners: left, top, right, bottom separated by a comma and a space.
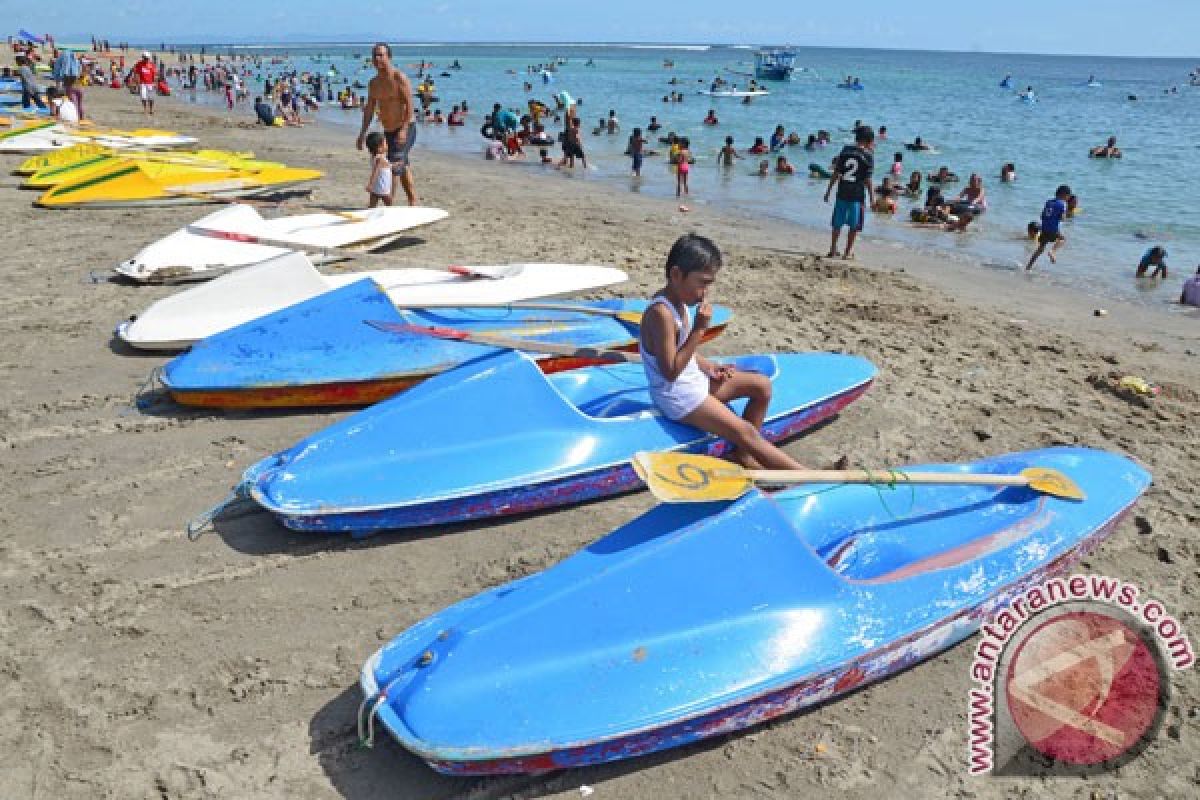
372, 320, 642, 363
745, 469, 1035, 488
392, 301, 640, 323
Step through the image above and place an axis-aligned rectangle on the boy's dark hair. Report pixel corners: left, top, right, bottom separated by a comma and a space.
373, 42, 392, 57
365, 131, 384, 152
725, 135, 733, 144
1056, 184, 1072, 197
666, 234, 722, 278
855, 126, 875, 145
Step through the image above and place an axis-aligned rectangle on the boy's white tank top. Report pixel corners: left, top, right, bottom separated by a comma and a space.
638, 296, 709, 421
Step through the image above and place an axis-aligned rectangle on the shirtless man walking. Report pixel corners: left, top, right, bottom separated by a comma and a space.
356, 42, 418, 205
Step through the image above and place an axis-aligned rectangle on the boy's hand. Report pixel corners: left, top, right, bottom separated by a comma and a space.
708, 363, 735, 381
694, 301, 713, 331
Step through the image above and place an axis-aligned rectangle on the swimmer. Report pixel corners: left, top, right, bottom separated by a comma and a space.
703, 109, 719, 126
1089, 136, 1122, 158
928, 166, 959, 184
1000, 162, 1016, 182
647, 115, 661, 131
769, 125, 785, 152
902, 170, 921, 197
775, 155, 795, 175
872, 176, 897, 213
748, 136, 768, 155
906, 136, 931, 152
891, 151, 903, 177
755, 159, 770, 176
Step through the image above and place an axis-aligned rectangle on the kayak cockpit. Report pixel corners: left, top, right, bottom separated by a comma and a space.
775, 476, 1057, 584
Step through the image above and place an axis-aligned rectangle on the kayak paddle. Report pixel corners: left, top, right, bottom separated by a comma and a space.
395, 301, 643, 325
630, 451, 1085, 503
367, 320, 642, 363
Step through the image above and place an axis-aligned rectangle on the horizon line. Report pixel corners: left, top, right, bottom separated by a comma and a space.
43, 37, 1200, 61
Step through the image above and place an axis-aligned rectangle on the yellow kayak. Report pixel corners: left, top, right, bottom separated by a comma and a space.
0, 119, 56, 141
23, 150, 276, 190
35, 159, 324, 209
14, 142, 110, 175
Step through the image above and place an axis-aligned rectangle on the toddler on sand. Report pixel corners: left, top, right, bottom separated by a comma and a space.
364, 132, 393, 207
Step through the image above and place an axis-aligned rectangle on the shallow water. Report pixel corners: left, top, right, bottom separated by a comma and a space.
181, 43, 1200, 312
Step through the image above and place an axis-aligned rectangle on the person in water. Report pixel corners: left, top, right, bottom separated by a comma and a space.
775, 155, 795, 175
824, 125, 875, 259
1089, 136, 1122, 158
1027, 184, 1072, 270
1136, 247, 1168, 279
647, 115, 661, 131
906, 136, 931, 151
872, 176, 897, 213
1000, 163, 1016, 182
640, 234, 807, 470
703, 109, 719, 126
748, 136, 768, 154
628, 127, 646, 177
756, 159, 771, 176
905, 170, 923, 197
675, 137, 692, 209
928, 166, 958, 183
1180, 266, 1200, 306
718, 136, 740, 167
769, 125, 785, 152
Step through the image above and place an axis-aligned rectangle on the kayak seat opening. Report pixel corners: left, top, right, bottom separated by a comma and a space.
816, 493, 1043, 583
576, 389, 659, 419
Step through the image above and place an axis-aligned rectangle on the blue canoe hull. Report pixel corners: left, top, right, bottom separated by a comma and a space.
243, 350, 876, 534
161, 278, 731, 409
360, 447, 1150, 774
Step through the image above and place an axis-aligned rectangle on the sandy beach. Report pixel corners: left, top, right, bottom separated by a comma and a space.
0, 81, 1197, 800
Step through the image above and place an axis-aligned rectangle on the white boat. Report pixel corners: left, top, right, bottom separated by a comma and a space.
115, 252, 630, 350
697, 89, 770, 97
0, 125, 198, 154
115, 204, 450, 283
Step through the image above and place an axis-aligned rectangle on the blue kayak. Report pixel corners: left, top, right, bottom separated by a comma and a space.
359, 447, 1150, 774
161, 278, 731, 408
238, 349, 876, 534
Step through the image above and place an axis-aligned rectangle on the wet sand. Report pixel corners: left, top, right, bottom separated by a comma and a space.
0, 82, 1196, 799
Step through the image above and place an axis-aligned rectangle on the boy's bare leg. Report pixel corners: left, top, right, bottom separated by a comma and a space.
1026, 243, 1045, 270
682, 396, 805, 470
828, 228, 842, 258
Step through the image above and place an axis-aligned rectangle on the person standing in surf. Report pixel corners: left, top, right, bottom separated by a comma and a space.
356, 42, 418, 206
823, 126, 875, 259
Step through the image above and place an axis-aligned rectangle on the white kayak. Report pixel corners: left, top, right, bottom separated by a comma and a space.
115, 204, 450, 283
0, 125, 198, 154
115, 251, 630, 350
697, 89, 769, 97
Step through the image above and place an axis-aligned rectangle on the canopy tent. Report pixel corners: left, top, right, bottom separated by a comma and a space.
17, 30, 47, 44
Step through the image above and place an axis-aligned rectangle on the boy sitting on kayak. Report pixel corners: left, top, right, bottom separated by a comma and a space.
640, 234, 807, 470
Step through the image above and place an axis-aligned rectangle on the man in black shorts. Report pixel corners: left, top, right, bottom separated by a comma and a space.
356, 43, 418, 205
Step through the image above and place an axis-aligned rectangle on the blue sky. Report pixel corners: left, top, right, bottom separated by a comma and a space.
12, 1, 1200, 58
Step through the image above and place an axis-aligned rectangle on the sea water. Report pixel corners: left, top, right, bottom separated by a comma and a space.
180, 43, 1200, 312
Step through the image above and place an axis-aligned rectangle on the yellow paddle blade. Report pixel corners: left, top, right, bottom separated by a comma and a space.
1019, 468, 1085, 501
631, 451, 755, 503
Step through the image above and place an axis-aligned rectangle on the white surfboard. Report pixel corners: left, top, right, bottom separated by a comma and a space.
115, 204, 450, 282
0, 125, 198, 154
115, 251, 630, 350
